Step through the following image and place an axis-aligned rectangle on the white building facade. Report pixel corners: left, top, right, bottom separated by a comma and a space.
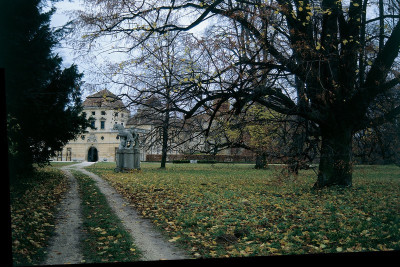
54, 89, 133, 162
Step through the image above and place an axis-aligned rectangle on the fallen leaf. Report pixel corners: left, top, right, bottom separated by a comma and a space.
168, 236, 181, 242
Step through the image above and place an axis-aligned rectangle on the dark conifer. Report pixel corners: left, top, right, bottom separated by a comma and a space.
1, 0, 89, 179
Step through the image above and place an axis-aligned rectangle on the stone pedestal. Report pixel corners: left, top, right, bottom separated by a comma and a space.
115, 148, 141, 172
133, 148, 140, 169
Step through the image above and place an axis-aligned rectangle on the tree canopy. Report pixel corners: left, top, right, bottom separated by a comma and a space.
71, 0, 400, 187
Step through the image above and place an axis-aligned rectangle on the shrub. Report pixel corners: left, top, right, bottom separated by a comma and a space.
172, 160, 190, 164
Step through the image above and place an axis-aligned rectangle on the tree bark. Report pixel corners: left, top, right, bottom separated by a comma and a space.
314, 125, 353, 188
255, 152, 267, 169
160, 105, 170, 169
160, 121, 169, 169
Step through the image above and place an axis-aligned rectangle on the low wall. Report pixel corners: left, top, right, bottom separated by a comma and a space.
145, 154, 257, 163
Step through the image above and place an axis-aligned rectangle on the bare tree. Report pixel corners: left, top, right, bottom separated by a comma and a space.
71, 0, 400, 188
109, 31, 204, 168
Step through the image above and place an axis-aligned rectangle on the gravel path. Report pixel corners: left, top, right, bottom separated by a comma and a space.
44, 161, 189, 264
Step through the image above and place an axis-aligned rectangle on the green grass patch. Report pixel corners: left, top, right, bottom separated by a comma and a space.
86, 163, 400, 259
10, 167, 69, 266
73, 171, 142, 263
48, 161, 80, 168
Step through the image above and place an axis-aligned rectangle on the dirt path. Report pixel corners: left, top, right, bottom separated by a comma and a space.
44, 161, 189, 264
75, 162, 190, 261
43, 166, 84, 265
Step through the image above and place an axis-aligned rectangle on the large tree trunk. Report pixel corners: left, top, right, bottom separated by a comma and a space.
314, 125, 353, 188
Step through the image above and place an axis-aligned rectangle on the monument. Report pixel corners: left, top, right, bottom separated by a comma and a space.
113, 124, 141, 172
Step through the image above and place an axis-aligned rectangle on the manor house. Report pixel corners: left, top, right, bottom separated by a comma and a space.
53, 89, 147, 162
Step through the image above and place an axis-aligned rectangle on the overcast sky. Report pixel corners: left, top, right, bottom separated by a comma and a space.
50, 0, 121, 99
51, 0, 82, 67
49, 0, 211, 101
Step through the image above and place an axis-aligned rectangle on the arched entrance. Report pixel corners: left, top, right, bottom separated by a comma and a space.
88, 147, 98, 162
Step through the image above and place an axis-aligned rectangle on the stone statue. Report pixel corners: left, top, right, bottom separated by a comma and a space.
114, 124, 141, 172
113, 124, 139, 149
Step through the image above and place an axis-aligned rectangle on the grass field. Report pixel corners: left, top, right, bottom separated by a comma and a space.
87, 162, 400, 258
10, 162, 400, 264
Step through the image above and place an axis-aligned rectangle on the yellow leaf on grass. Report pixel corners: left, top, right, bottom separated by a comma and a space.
169, 236, 181, 242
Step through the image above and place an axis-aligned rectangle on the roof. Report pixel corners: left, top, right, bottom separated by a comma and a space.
82, 89, 127, 110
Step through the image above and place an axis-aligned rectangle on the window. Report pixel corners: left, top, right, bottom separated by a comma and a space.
101, 111, 106, 115
114, 112, 119, 117
90, 120, 95, 129
92, 111, 95, 115
100, 121, 105, 130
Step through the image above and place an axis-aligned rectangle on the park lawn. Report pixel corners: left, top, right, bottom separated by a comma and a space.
86, 162, 400, 258
49, 161, 80, 168
10, 166, 70, 266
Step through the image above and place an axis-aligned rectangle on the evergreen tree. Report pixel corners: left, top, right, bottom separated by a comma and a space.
1, 0, 89, 179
